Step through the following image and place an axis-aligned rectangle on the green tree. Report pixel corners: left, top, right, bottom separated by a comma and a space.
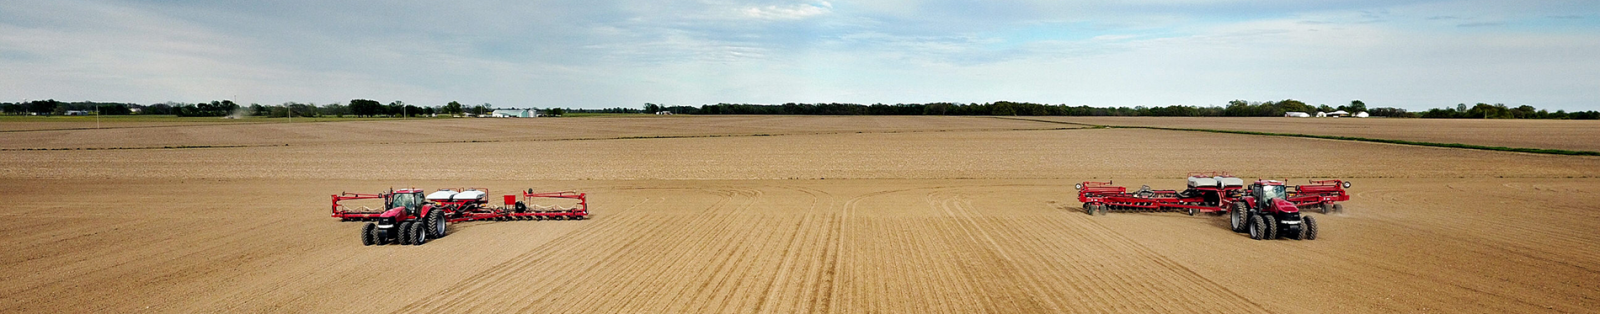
444, 101, 464, 115
1345, 100, 1367, 113
349, 99, 383, 117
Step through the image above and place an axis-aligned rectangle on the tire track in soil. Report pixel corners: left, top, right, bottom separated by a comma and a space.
1034, 197, 1272, 313
817, 186, 927, 313
927, 190, 1055, 312
396, 187, 794, 313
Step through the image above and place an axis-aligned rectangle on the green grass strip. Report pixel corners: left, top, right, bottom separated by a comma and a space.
1111, 125, 1600, 156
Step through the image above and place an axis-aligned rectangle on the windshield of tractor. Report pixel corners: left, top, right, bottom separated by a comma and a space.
391, 193, 420, 211
1258, 185, 1286, 201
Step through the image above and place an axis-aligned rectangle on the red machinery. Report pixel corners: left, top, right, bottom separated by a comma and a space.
331, 188, 589, 246
1075, 172, 1247, 216
1075, 173, 1351, 241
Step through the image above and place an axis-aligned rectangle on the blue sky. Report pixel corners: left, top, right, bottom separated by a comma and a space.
2, 0, 1597, 110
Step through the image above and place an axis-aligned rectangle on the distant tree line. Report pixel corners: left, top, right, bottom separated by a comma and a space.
632, 100, 1596, 120
1412, 103, 1600, 119
5, 99, 1595, 120
0, 100, 138, 116
638, 100, 1377, 117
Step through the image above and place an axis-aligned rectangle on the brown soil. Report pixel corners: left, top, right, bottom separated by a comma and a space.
1038, 116, 1600, 152
1, 116, 1595, 313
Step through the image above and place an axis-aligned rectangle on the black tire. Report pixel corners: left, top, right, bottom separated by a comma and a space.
362, 223, 376, 246
515, 201, 527, 213
1305, 216, 1318, 240
1263, 215, 1278, 240
413, 221, 428, 245
1097, 204, 1107, 216
1333, 204, 1344, 213
1320, 203, 1331, 214
1249, 215, 1266, 240
1187, 207, 1197, 216
1084, 203, 1094, 215
398, 222, 414, 245
1230, 206, 1247, 233
406, 222, 419, 245
429, 210, 446, 238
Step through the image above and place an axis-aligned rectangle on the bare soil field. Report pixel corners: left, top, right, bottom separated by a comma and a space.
1036, 116, 1600, 152
0, 116, 1065, 150
2, 116, 1596, 313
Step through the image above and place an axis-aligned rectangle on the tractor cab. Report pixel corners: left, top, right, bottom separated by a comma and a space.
389, 189, 425, 216
1251, 181, 1287, 203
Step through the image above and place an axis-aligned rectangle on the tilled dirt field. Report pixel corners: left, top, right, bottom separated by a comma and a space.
2, 116, 1596, 313
1036, 116, 1600, 152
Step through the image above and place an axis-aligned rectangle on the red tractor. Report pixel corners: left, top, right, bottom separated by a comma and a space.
1230, 180, 1318, 240
332, 188, 589, 246
332, 189, 446, 246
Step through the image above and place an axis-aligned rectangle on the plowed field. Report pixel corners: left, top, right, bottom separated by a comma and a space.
1035, 116, 1600, 152
2, 116, 1596, 313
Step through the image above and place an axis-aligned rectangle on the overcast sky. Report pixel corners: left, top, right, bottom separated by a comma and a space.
2, 0, 1597, 110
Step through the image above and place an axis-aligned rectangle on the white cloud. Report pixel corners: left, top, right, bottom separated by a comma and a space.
1, 0, 1597, 110
740, 2, 832, 20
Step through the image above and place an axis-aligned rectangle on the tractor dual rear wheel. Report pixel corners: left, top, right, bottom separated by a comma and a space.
412, 222, 428, 245
431, 211, 447, 238
1230, 208, 1247, 233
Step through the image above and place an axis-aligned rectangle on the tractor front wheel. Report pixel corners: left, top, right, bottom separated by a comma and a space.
405, 222, 421, 245
1304, 216, 1318, 240
1249, 215, 1266, 240
362, 223, 376, 246
398, 222, 414, 245
1263, 215, 1279, 240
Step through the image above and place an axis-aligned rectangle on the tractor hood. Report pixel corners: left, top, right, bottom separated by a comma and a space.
380, 207, 405, 217
1272, 198, 1299, 213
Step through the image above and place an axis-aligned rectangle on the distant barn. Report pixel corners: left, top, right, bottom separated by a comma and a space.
490, 109, 538, 118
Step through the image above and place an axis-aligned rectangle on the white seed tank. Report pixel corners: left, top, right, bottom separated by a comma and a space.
1215, 176, 1245, 187
1187, 177, 1219, 188
453, 190, 486, 201
425, 190, 458, 201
